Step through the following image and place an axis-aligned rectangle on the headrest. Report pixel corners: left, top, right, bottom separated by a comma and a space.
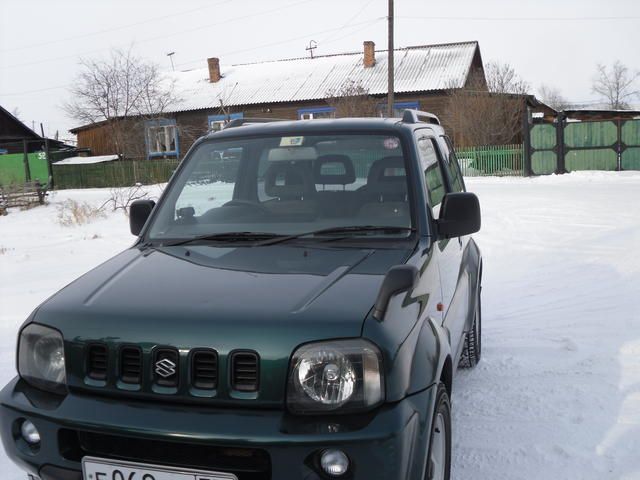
367, 156, 406, 184
313, 154, 356, 185
366, 156, 408, 199
264, 162, 314, 199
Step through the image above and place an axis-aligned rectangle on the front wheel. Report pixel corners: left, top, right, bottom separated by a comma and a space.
426, 383, 451, 480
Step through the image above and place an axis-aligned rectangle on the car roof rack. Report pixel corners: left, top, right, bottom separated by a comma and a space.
223, 117, 291, 129
401, 109, 441, 125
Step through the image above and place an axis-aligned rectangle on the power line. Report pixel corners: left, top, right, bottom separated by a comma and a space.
0, 85, 69, 97
1, 0, 316, 69
175, 17, 384, 68
318, 0, 377, 45
397, 15, 640, 21
0, 0, 234, 54
1, 17, 384, 96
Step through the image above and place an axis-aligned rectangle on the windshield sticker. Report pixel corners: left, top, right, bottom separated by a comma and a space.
280, 136, 305, 147
383, 137, 400, 150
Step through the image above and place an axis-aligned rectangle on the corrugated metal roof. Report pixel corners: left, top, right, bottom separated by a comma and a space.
167, 41, 479, 113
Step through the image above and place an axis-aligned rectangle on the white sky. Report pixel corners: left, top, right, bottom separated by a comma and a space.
1, 0, 639, 142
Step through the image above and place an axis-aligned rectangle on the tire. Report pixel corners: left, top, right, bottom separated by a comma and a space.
459, 284, 481, 368
425, 383, 452, 480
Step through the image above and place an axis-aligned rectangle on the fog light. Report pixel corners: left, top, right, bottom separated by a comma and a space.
320, 449, 349, 476
21, 420, 40, 445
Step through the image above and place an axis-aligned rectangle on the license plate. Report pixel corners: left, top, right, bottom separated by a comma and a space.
82, 456, 238, 480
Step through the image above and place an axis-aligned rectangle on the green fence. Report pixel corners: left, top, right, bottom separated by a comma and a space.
456, 144, 525, 177
52, 159, 180, 189
527, 118, 640, 174
0, 152, 50, 186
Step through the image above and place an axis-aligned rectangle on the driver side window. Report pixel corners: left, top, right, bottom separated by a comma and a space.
416, 133, 446, 217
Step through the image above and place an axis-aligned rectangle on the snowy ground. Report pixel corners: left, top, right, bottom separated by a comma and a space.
1, 172, 639, 479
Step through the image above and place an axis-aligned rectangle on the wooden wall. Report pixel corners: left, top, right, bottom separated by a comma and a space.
73, 91, 455, 159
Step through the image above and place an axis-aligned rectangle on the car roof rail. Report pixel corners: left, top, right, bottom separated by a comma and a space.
401, 109, 441, 125
223, 117, 291, 129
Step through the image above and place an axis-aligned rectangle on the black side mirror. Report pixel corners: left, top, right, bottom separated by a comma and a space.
129, 200, 156, 236
372, 265, 419, 320
437, 192, 481, 240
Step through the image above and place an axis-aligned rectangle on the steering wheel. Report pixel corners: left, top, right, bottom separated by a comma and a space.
222, 199, 271, 214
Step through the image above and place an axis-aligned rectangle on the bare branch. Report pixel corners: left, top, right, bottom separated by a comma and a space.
537, 84, 570, 111
64, 48, 181, 158
326, 80, 379, 117
592, 61, 640, 109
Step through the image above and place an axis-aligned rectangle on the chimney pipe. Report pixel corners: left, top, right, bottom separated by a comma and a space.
207, 57, 221, 83
364, 41, 376, 68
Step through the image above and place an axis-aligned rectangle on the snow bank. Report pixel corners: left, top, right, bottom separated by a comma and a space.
54, 154, 119, 165
1, 172, 639, 479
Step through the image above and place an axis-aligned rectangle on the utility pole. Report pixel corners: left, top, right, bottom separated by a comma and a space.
167, 52, 176, 71
386, 0, 395, 117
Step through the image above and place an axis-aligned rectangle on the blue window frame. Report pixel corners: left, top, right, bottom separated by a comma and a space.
145, 118, 179, 158
208, 112, 243, 132
377, 101, 420, 117
297, 106, 336, 120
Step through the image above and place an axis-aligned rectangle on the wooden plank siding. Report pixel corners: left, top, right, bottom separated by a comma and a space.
73, 92, 454, 160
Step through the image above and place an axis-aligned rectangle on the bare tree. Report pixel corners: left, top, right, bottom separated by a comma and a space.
326, 80, 379, 117
537, 84, 570, 111
64, 48, 179, 159
10, 107, 21, 121
447, 67, 529, 147
592, 61, 639, 110
486, 61, 530, 95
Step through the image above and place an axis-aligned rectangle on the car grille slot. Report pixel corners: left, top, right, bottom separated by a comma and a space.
192, 351, 218, 389
231, 351, 259, 392
120, 347, 142, 384
87, 344, 108, 380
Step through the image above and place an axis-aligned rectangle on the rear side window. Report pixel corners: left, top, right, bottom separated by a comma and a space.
415, 133, 446, 215
440, 137, 464, 193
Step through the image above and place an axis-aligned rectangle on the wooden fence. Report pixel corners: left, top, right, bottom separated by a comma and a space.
52, 159, 180, 189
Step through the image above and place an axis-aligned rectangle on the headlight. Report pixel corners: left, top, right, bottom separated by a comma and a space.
287, 339, 384, 414
18, 324, 66, 395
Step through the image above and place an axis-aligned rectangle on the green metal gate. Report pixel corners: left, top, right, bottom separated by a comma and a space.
526, 118, 640, 174
529, 124, 558, 175
622, 120, 640, 170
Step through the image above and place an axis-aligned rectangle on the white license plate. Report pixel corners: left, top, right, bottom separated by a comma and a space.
82, 456, 238, 480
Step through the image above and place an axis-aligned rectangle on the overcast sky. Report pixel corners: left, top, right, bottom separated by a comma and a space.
1, 0, 639, 141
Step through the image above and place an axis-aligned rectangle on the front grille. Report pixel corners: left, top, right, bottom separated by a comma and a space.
191, 350, 218, 390
230, 351, 259, 392
82, 344, 261, 399
120, 346, 142, 384
59, 429, 271, 480
87, 344, 108, 380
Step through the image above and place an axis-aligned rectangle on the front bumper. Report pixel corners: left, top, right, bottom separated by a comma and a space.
1, 377, 436, 480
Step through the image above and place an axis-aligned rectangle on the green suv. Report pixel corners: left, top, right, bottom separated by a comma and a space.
1, 111, 482, 480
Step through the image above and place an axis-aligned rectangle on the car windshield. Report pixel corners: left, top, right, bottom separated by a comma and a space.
147, 133, 414, 242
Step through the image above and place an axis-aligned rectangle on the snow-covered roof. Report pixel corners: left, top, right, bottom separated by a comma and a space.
54, 155, 119, 165
167, 41, 480, 113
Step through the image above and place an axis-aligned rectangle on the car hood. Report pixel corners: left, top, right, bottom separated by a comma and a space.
34, 243, 411, 406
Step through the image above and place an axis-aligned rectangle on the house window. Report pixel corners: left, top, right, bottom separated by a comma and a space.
146, 119, 178, 158
377, 101, 420, 117
298, 106, 336, 120
208, 113, 243, 132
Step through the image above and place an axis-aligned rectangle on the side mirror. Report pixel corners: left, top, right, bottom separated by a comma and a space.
437, 192, 481, 240
129, 200, 156, 236
372, 265, 419, 320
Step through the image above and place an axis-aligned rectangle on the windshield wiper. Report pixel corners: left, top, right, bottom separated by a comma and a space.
256, 225, 415, 246
160, 231, 283, 247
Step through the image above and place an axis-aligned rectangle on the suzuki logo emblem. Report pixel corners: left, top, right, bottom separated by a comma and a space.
155, 358, 176, 378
